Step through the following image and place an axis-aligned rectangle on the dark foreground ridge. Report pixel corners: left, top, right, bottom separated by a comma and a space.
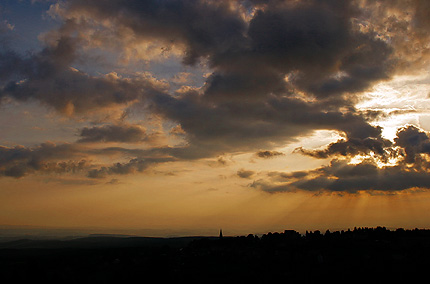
1, 227, 430, 283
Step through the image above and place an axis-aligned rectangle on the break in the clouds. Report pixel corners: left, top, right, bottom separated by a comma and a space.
253, 126, 430, 193
1, 0, 430, 194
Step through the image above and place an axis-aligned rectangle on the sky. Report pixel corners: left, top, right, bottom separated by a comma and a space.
2, 0, 430, 237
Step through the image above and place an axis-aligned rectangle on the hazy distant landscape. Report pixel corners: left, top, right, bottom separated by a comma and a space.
0, 225, 221, 242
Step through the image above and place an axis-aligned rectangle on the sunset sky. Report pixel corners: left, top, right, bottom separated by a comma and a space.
2, 0, 430, 237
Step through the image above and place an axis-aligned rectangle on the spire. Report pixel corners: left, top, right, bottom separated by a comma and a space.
219, 229, 223, 238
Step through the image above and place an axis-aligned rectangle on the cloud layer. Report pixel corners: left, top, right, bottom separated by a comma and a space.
1, 0, 430, 193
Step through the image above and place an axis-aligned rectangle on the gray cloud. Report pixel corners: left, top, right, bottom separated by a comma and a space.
0, 36, 168, 115
394, 125, 430, 164
0, 142, 89, 178
147, 90, 384, 156
63, 0, 248, 65
295, 136, 393, 160
0, 140, 179, 179
255, 150, 284, 159
205, 0, 393, 102
291, 160, 430, 193
87, 156, 175, 179
78, 123, 152, 143
237, 169, 255, 179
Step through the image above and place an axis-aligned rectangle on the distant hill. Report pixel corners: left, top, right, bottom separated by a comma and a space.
0, 235, 217, 249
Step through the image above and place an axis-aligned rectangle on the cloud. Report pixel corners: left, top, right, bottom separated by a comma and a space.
2, 0, 430, 183
249, 178, 291, 193
290, 160, 430, 193
3, 1, 396, 149
0, 36, 169, 115
87, 156, 175, 179
237, 169, 255, 179
206, 156, 233, 168
106, 178, 120, 185
255, 126, 430, 194
255, 150, 284, 159
54, 0, 248, 65
0, 142, 89, 178
147, 90, 384, 156
0, 141, 175, 179
0, 20, 14, 32
394, 125, 430, 164
252, 159, 430, 194
296, 125, 430, 164
78, 123, 155, 144
295, 136, 393, 160
203, 0, 394, 102
355, 0, 430, 73
50, 0, 395, 100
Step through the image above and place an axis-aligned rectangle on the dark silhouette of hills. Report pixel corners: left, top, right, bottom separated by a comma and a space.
1, 227, 430, 283
0, 235, 214, 249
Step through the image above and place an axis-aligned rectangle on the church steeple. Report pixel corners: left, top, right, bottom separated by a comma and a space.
219, 229, 223, 239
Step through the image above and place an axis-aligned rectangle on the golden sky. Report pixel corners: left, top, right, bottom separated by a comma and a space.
2, 0, 430, 236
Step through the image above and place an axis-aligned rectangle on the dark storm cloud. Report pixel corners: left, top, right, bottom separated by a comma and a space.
202, 71, 287, 101
246, 2, 351, 72
146, 89, 384, 156
135, 0, 393, 153
208, 0, 392, 99
64, 0, 248, 65
394, 125, 430, 164
58, 0, 395, 101
78, 124, 151, 143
